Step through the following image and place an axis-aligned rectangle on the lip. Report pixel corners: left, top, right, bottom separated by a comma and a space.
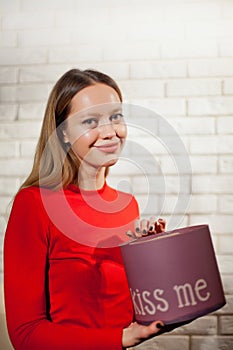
94, 142, 119, 153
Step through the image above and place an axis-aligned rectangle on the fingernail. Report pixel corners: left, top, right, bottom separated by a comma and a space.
142, 229, 147, 235
156, 323, 163, 329
149, 226, 153, 231
136, 227, 140, 233
126, 231, 134, 238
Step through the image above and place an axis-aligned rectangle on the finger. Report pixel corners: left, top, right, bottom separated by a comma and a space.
125, 230, 137, 239
158, 218, 166, 231
137, 321, 164, 339
134, 219, 142, 237
154, 219, 166, 233
148, 216, 156, 233
140, 219, 148, 236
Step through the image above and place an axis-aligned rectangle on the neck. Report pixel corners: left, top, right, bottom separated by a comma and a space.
78, 165, 106, 191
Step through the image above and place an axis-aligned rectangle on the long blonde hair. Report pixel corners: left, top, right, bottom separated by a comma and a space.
20, 69, 123, 190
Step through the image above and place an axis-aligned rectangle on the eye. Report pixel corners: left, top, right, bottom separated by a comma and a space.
110, 113, 124, 123
82, 118, 98, 128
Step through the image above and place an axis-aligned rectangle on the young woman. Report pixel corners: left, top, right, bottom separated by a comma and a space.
4, 69, 165, 350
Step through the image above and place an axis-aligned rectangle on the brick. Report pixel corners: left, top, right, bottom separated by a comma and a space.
161, 117, 215, 136
70, 23, 128, 44
55, 9, 109, 28
0, 31, 17, 47
166, 79, 221, 97
2, 13, 54, 29
1, 0, 20, 12
0, 159, 33, 176
159, 154, 193, 175
192, 175, 233, 194
187, 195, 217, 214
216, 295, 233, 314
48, 47, 102, 63
20, 140, 38, 157
18, 103, 46, 120
0, 196, 12, 216
120, 80, 164, 98
223, 2, 233, 19
219, 236, 233, 254
131, 335, 189, 350
172, 316, 217, 335
222, 275, 233, 294
0, 122, 41, 139
0, 141, 18, 158
192, 336, 233, 350
187, 20, 233, 39
135, 98, 186, 116
126, 134, 189, 157
220, 41, 233, 57
220, 156, 233, 173
106, 176, 132, 194
162, 40, 217, 59
127, 113, 160, 138
111, 155, 160, 177
89, 62, 130, 81
216, 255, 233, 275
0, 84, 50, 102
0, 104, 18, 121
219, 195, 233, 214
190, 136, 233, 154
103, 42, 160, 61
128, 21, 185, 41
130, 61, 187, 79
22, 0, 74, 10
189, 59, 233, 77
220, 316, 233, 335
217, 117, 233, 134
19, 65, 69, 83
189, 214, 233, 234
224, 79, 233, 94
0, 48, 47, 66
136, 194, 159, 216
188, 97, 233, 115
190, 156, 217, 174
0, 68, 18, 84
132, 175, 190, 195
0, 178, 19, 196
108, 5, 163, 23
163, 2, 220, 20
18, 29, 70, 47
161, 194, 192, 215
0, 217, 7, 237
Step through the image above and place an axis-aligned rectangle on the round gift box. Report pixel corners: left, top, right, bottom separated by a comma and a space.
120, 224, 226, 326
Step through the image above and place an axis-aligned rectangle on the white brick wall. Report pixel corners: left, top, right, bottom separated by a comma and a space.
1, 0, 233, 349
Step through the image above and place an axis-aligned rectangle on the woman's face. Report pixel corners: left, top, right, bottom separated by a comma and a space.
63, 83, 127, 170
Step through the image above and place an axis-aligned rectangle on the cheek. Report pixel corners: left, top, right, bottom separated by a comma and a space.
72, 130, 98, 156
116, 123, 127, 139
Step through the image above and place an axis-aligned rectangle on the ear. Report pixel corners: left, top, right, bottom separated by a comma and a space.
62, 129, 70, 144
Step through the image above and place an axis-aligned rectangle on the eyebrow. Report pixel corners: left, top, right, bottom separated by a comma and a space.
83, 108, 123, 118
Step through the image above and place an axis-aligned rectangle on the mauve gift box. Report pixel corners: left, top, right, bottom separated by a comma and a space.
120, 225, 226, 328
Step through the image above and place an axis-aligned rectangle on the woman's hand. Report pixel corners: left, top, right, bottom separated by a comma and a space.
126, 217, 166, 239
122, 320, 164, 348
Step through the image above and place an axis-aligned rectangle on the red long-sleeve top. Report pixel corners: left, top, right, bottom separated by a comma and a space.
4, 183, 139, 350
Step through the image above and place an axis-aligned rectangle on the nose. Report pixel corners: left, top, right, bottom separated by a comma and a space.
98, 121, 116, 139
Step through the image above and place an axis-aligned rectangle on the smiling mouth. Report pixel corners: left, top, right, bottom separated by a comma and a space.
94, 142, 119, 153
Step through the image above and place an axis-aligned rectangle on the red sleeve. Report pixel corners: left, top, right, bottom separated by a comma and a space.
4, 189, 123, 350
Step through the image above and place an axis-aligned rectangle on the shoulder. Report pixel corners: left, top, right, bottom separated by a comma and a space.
12, 186, 53, 217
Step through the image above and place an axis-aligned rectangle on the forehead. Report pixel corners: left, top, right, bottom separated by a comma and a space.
70, 83, 121, 115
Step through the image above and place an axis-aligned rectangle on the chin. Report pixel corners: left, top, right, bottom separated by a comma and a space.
103, 157, 119, 167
